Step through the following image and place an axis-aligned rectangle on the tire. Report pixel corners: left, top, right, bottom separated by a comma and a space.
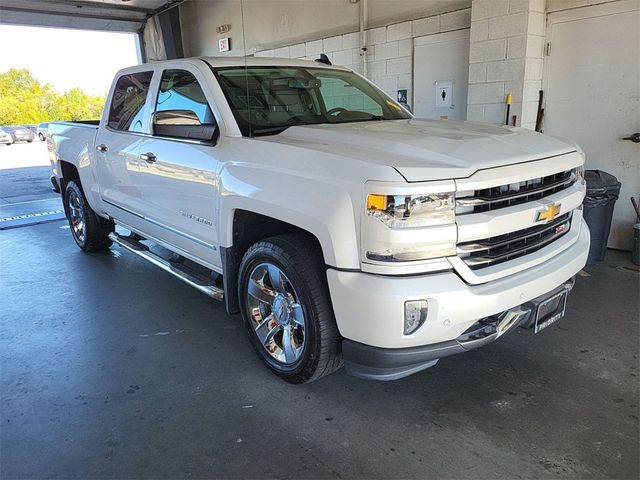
38, 133, 45, 141
64, 180, 114, 252
238, 234, 343, 383
27, 140, 33, 143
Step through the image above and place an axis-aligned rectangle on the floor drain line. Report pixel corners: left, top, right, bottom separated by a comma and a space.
0, 210, 64, 222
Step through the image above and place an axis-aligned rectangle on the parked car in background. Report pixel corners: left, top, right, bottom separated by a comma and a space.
37, 123, 49, 141
0, 128, 13, 145
6, 126, 35, 143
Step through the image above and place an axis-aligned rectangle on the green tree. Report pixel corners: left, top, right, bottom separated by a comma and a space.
0, 68, 106, 126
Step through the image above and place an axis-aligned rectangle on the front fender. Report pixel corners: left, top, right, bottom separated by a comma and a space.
218, 164, 363, 269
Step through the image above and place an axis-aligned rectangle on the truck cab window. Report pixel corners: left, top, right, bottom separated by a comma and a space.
213, 66, 409, 137
155, 70, 215, 127
317, 76, 383, 118
107, 71, 153, 133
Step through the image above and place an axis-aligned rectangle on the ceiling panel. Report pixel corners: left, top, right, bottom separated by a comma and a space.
0, 0, 180, 32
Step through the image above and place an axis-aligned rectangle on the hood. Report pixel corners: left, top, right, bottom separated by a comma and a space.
260, 119, 575, 182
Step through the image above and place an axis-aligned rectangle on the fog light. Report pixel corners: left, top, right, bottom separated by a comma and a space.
404, 300, 428, 335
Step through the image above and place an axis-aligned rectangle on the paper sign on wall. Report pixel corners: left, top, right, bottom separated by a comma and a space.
219, 38, 230, 52
435, 80, 453, 108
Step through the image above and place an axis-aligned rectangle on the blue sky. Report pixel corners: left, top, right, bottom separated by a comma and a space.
0, 25, 139, 96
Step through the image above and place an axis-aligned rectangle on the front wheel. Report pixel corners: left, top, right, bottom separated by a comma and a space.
238, 234, 343, 383
64, 180, 114, 252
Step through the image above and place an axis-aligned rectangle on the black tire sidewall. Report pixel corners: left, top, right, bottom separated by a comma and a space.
239, 246, 322, 379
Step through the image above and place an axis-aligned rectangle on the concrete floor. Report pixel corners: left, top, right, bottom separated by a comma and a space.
1, 161, 639, 478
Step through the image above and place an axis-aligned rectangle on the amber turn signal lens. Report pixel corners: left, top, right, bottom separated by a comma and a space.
367, 194, 387, 211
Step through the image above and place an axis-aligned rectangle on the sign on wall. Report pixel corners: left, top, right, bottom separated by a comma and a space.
435, 80, 453, 109
219, 38, 230, 52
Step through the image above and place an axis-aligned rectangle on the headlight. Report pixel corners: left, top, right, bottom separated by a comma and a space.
366, 192, 455, 228
363, 186, 457, 265
573, 165, 585, 186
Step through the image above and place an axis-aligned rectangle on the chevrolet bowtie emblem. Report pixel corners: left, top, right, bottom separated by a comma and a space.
536, 203, 561, 223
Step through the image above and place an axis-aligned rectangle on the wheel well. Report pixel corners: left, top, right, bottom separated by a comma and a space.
59, 160, 80, 194
221, 210, 325, 315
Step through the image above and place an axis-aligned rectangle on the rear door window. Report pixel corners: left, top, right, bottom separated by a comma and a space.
108, 71, 153, 133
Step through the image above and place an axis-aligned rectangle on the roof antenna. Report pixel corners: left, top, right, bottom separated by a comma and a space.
315, 53, 332, 65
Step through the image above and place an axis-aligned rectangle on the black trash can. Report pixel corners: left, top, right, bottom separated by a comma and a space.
583, 170, 622, 264
633, 224, 640, 266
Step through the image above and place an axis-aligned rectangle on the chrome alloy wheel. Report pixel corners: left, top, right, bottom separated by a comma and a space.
67, 188, 86, 244
246, 262, 306, 365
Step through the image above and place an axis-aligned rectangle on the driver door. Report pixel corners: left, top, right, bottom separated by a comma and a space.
134, 68, 222, 269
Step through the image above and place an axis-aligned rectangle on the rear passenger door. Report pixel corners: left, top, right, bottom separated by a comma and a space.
135, 68, 222, 269
95, 70, 155, 230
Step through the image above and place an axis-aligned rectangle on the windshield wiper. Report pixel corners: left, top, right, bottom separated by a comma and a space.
251, 119, 316, 136
251, 125, 292, 136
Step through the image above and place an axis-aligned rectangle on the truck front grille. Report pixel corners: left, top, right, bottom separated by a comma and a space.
456, 170, 574, 214
457, 213, 572, 270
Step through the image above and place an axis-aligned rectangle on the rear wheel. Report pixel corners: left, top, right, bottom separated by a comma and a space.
238, 234, 343, 383
64, 180, 114, 252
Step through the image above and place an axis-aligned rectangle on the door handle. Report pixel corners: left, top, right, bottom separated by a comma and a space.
95, 144, 108, 153
622, 133, 640, 143
140, 152, 157, 163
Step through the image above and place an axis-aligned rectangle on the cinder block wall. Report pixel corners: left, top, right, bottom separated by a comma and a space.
467, 0, 546, 127
255, 8, 471, 107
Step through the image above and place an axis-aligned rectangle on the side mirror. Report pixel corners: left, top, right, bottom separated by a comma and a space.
152, 110, 218, 143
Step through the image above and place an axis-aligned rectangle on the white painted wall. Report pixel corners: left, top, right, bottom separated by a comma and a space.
546, 0, 620, 12
179, 0, 470, 56
413, 29, 470, 120
543, 0, 639, 250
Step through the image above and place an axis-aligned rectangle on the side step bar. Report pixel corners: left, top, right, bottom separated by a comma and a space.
108, 232, 224, 301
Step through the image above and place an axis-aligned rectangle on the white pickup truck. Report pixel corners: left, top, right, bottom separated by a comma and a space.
49, 57, 590, 383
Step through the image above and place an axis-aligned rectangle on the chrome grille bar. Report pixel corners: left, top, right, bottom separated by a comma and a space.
458, 213, 572, 269
457, 170, 575, 213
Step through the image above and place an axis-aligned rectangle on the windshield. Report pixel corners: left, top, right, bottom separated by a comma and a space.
212, 66, 411, 136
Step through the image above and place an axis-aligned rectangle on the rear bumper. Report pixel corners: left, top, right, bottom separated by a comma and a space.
343, 277, 575, 380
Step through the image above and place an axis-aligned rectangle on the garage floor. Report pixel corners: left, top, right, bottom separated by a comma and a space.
1, 160, 639, 479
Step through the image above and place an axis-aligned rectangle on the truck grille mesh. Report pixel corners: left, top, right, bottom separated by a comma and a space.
456, 170, 574, 214
457, 213, 572, 269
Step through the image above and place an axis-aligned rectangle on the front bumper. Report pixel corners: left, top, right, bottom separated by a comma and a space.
343, 278, 575, 380
328, 219, 590, 379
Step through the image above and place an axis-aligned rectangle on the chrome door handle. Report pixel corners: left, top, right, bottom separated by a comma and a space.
140, 152, 157, 163
95, 144, 108, 153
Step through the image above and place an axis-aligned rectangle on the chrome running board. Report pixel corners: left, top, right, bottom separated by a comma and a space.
108, 232, 224, 301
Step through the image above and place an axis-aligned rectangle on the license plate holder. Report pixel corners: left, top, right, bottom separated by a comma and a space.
534, 289, 569, 333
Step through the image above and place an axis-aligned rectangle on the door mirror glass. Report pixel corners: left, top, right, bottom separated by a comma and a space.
153, 69, 218, 143
152, 110, 217, 142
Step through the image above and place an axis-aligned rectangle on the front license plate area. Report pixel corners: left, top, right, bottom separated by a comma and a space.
534, 290, 568, 333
